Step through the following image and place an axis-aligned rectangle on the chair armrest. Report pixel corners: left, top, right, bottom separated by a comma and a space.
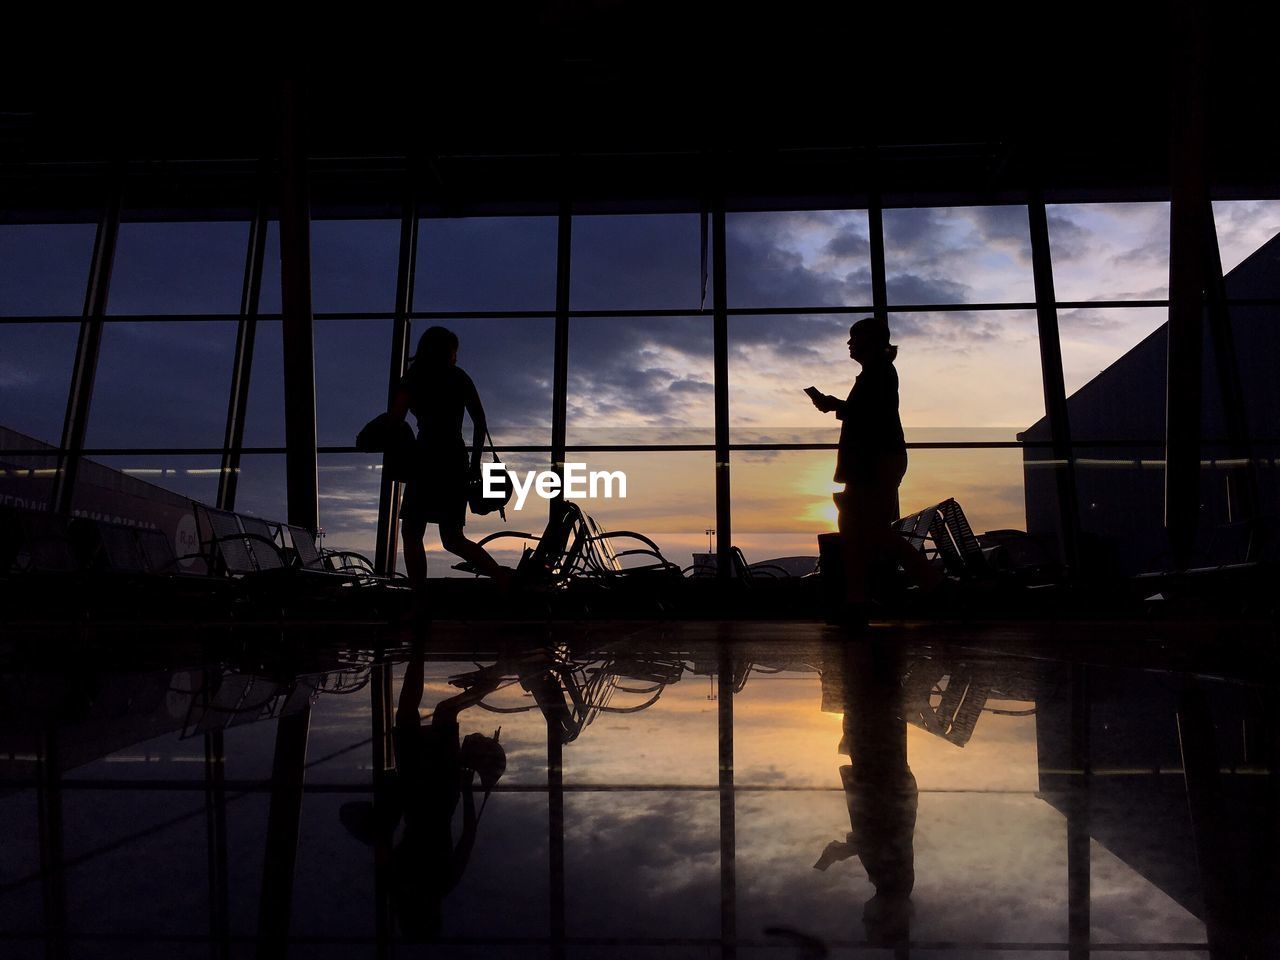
475, 531, 541, 548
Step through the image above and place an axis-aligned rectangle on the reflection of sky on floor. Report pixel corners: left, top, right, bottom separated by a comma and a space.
2, 628, 1233, 957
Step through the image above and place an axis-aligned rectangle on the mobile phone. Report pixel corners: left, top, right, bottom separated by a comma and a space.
804, 386, 823, 401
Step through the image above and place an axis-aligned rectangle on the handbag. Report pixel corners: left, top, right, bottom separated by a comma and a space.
467, 428, 513, 520
355, 413, 418, 483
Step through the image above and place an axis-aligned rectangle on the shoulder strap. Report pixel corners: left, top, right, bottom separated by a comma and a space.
483, 428, 502, 463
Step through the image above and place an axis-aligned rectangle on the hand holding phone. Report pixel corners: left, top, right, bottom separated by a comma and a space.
805, 385, 832, 412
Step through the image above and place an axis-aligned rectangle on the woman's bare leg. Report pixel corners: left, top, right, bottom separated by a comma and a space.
439, 523, 507, 581
402, 517, 428, 585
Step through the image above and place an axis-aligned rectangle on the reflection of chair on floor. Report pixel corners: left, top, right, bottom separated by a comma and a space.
179, 669, 320, 738
460, 650, 685, 743
455, 500, 681, 584
892, 498, 986, 578
901, 660, 1037, 748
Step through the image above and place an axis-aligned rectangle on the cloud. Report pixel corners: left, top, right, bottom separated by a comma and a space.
823, 227, 871, 261
1045, 211, 1090, 261
884, 272, 973, 305
669, 377, 713, 394
0, 362, 39, 388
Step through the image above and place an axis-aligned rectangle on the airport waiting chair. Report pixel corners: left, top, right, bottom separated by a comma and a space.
457, 500, 680, 585
193, 505, 363, 594
136, 527, 185, 575
892, 497, 987, 578
573, 507, 682, 580
688, 548, 817, 580
193, 504, 288, 578
282, 523, 408, 589
69, 517, 148, 574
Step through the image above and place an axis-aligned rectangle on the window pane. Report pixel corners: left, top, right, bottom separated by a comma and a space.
0, 223, 96, 316
732, 447, 1027, 563
84, 320, 238, 448
234, 453, 287, 521
567, 316, 713, 446
730, 311, 1043, 444
311, 219, 399, 313
901, 447, 1026, 534
317, 452, 382, 558
1056, 306, 1167, 396
732, 449, 840, 562
416, 216, 557, 311
895, 310, 1044, 438
75, 454, 220, 504
411, 317, 554, 448
727, 209, 872, 309
1046, 202, 1170, 301
0, 322, 79, 444
108, 220, 248, 315
728, 313, 852, 443
561, 450, 714, 569
884, 205, 1034, 304
315, 319, 392, 447
84, 320, 237, 448
571, 214, 703, 311
1212, 199, 1280, 273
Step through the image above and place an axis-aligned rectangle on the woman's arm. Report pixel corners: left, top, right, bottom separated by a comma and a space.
462, 375, 488, 475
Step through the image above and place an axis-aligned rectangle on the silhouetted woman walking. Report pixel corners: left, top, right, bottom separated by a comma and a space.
811, 317, 940, 619
389, 326, 507, 586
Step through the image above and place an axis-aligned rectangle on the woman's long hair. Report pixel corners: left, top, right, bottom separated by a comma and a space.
410, 326, 459, 369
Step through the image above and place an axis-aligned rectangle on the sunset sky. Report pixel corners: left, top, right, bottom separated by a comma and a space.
2, 199, 1278, 571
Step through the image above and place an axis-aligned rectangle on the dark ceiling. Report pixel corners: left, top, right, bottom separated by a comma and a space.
3, 4, 1276, 219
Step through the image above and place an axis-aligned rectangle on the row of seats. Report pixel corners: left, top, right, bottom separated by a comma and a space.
1, 502, 409, 621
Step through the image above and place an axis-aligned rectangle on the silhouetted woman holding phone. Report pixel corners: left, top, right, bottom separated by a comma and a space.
389, 326, 507, 586
810, 317, 940, 620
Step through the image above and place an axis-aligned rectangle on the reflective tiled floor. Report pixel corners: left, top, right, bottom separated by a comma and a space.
1, 619, 1276, 957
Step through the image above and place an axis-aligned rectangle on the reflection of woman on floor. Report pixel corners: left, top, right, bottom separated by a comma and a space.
814, 642, 918, 948
340, 644, 506, 941
810, 317, 941, 618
